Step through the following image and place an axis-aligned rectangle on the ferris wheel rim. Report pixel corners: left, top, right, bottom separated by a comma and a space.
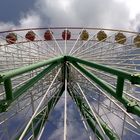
0, 26, 139, 34
0, 27, 140, 139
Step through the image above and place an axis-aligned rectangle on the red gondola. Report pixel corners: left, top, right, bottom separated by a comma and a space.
62, 30, 71, 40
25, 31, 35, 41
44, 30, 53, 41
6, 33, 17, 44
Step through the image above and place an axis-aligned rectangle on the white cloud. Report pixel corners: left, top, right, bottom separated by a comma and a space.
0, 22, 15, 31
35, 0, 131, 30
19, 11, 42, 28
114, 0, 140, 19
0, 11, 42, 32
130, 14, 140, 31
0, 0, 140, 31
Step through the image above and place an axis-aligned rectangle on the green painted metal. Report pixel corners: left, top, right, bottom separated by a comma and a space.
4, 78, 13, 100
13, 62, 59, 99
82, 104, 119, 140
116, 77, 124, 97
68, 87, 119, 140
16, 85, 64, 140
71, 61, 116, 96
66, 56, 140, 84
0, 57, 63, 112
0, 63, 60, 112
0, 56, 64, 82
0, 55, 140, 139
71, 86, 120, 139
68, 88, 104, 140
70, 61, 140, 117
32, 85, 64, 139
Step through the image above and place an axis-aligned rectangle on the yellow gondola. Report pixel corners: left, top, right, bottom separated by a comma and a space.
115, 33, 126, 44
133, 35, 140, 47
80, 30, 89, 41
97, 31, 107, 41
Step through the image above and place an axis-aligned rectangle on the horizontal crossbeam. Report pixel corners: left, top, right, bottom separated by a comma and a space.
66, 55, 140, 84
0, 56, 64, 82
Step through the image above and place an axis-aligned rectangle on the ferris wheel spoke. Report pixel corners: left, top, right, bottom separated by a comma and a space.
74, 35, 135, 59
79, 42, 140, 62
76, 83, 109, 139
48, 28, 63, 55
85, 66, 140, 95
68, 87, 105, 139
34, 34, 58, 57
94, 46, 139, 61
13, 83, 64, 140
68, 88, 95, 139
69, 28, 85, 55
64, 28, 67, 54
70, 32, 98, 56
18, 67, 61, 140
69, 62, 140, 126
72, 33, 116, 57
68, 83, 119, 139
63, 63, 68, 140
1, 35, 52, 58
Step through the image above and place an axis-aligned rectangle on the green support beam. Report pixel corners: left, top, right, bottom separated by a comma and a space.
71, 61, 116, 96
70, 61, 140, 117
16, 85, 64, 140
66, 56, 140, 84
0, 56, 64, 82
68, 87, 119, 140
13, 62, 59, 99
116, 77, 124, 97
4, 78, 13, 100
0, 55, 140, 117
32, 85, 64, 139
0, 61, 61, 112
68, 88, 104, 140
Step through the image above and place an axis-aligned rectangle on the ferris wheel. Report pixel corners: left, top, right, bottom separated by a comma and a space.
0, 27, 140, 140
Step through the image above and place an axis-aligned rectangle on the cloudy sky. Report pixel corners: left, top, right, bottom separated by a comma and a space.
0, 0, 140, 31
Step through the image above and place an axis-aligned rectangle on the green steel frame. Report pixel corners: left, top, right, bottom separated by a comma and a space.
68, 86, 119, 140
0, 56, 64, 112
16, 85, 65, 139
0, 55, 140, 139
67, 56, 140, 117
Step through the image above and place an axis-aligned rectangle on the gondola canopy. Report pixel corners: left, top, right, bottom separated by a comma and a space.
44, 30, 53, 41
115, 33, 126, 44
6, 33, 17, 44
25, 31, 36, 41
97, 31, 107, 41
133, 35, 140, 47
62, 30, 71, 40
80, 30, 89, 41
